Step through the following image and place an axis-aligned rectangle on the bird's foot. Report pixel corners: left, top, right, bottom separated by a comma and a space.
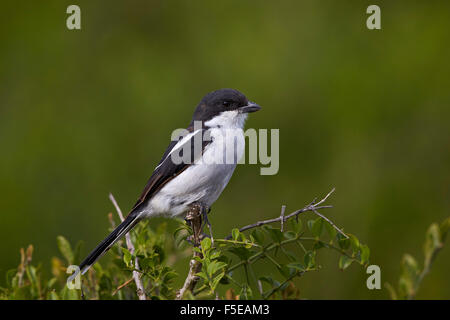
201, 205, 214, 246
184, 202, 214, 246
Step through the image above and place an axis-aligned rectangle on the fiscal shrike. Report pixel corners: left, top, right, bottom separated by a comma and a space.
76, 88, 261, 276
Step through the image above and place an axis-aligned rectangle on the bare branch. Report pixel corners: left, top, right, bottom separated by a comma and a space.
177, 204, 204, 300
225, 189, 339, 240
313, 187, 335, 207
257, 280, 264, 297
109, 193, 147, 300
312, 209, 347, 238
280, 205, 286, 232
112, 277, 134, 296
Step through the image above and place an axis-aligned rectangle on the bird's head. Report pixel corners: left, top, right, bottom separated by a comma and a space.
191, 88, 261, 128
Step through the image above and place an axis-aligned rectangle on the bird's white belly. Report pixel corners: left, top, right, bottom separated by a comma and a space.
145, 127, 245, 217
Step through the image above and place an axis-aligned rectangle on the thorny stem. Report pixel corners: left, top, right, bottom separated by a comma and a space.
224, 189, 346, 240
180, 189, 346, 298
227, 237, 355, 274
176, 203, 204, 300
109, 193, 147, 300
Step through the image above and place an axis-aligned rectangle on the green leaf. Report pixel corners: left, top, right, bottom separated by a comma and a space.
423, 223, 441, 263
398, 254, 419, 299
153, 245, 165, 263
210, 271, 225, 292
121, 248, 132, 267
139, 257, 156, 270
264, 226, 283, 243
284, 231, 297, 240
277, 264, 293, 278
348, 234, 360, 253
401, 254, 419, 283
313, 241, 325, 250
303, 251, 316, 269
163, 270, 178, 282
338, 255, 353, 270
206, 261, 227, 277
244, 241, 253, 249
398, 276, 410, 299
311, 218, 324, 238
209, 250, 221, 260
290, 218, 303, 234
324, 221, 337, 240
60, 286, 79, 300
193, 247, 202, 254
56, 236, 74, 265
227, 247, 253, 260
47, 277, 58, 289
231, 228, 240, 241
173, 226, 189, 246
217, 254, 230, 265
251, 229, 265, 245
337, 234, 350, 250
360, 244, 370, 265
286, 262, 305, 272
282, 248, 298, 262
201, 237, 212, 252
196, 271, 209, 281
259, 276, 276, 287
307, 220, 315, 232
25, 265, 38, 294
173, 225, 187, 238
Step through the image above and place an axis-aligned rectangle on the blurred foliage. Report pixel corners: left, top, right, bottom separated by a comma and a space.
0, 209, 370, 300
1, 0, 450, 298
2, 215, 446, 300
385, 217, 450, 300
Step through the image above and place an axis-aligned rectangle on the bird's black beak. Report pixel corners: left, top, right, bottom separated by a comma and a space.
239, 101, 261, 113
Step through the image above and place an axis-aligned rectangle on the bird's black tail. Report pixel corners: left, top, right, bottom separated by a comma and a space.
77, 211, 142, 276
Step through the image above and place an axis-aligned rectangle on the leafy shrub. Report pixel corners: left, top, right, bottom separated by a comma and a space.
0, 208, 370, 300
2, 189, 447, 300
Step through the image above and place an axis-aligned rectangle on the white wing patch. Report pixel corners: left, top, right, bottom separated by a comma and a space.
154, 129, 203, 170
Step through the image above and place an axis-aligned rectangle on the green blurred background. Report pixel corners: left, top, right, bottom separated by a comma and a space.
1, 1, 449, 299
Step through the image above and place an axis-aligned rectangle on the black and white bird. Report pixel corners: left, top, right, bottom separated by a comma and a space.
76, 88, 261, 276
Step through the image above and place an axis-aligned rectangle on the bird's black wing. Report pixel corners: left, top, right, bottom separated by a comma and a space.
130, 126, 211, 213
76, 126, 211, 275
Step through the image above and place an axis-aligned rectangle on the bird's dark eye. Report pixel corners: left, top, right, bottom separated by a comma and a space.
222, 101, 230, 106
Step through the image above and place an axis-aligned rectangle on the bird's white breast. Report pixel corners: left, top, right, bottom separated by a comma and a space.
144, 111, 247, 217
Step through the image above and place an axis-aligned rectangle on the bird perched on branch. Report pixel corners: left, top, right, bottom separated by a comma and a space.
75, 88, 261, 277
